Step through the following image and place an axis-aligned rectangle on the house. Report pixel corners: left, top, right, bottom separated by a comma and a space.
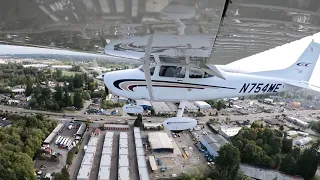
92, 128, 101, 136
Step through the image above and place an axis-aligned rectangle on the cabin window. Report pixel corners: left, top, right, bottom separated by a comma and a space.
189, 68, 213, 78
189, 68, 204, 78
138, 66, 155, 76
159, 66, 186, 78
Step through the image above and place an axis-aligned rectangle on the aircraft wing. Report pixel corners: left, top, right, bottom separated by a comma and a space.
0, 0, 319, 67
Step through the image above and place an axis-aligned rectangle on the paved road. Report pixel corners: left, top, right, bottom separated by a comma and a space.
110, 132, 119, 180
1, 104, 320, 126
76, 100, 92, 115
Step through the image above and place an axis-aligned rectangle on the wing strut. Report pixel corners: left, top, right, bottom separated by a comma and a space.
142, 35, 155, 100
177, 101, 187, 117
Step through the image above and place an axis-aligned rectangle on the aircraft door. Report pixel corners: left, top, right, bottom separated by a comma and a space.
153, 65, 187, 101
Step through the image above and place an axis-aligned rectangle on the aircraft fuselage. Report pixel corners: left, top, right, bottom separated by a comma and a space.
104, 66, 294, 101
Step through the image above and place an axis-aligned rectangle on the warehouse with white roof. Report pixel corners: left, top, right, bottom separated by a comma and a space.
195, 101, 212, 109
98, 132, 114, 180
118, 132, 129, 180
134, 127, 150, 180
148, 132, 174, 153
77, 135, 99, 180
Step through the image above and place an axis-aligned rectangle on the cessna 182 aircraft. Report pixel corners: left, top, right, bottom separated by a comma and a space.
102, 34, 320, 131
1, 0, 320, 131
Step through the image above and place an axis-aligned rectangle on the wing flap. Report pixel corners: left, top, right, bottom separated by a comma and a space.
286, 81, 320, 93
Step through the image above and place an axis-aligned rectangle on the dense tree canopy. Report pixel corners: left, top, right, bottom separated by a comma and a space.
0, 114, 56, 180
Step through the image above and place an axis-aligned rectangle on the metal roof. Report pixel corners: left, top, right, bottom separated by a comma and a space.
148, 132, 174, 150
119, 155, 129, 167
136, 147, 145, 156
138, 167, 150, 180
103, 138, 113, 147
98, 166, 111, 180
77, 164, 92, 180
52, 123, 64, 133
88, 137, 99, 147
100, 154, 111, 167
119, 138, 128, 148
119, 147, 129, 155
43, 133, 56, 144
76, 123, 87, 136
82, 152, 95, 165
135, 138, 143, 148
105, 132, 114, 138
102, 146, 112, 154
137, 155, 147, 168
119, 132, 128, 139
118, 167, 130, 180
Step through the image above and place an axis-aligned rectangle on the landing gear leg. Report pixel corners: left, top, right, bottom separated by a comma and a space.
177, 101, 187, 117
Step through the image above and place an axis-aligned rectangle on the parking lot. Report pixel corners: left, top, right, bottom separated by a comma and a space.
35, 120, 81, 175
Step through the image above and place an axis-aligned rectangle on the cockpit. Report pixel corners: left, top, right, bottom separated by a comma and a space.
139, 65, 213, 78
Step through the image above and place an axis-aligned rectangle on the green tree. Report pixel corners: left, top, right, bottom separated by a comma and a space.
134, 114, 143, 127
279, 153, 296, 175
213, 144, 241, 180
64, 90, 73, 107
296, 147, 319, 180
54, 167, 69, 180
282, 138, 293, 154
73, 92, 83, 109
54, 86, 63, 102
251, 121, 260, 129
292, 147, 301, 160
25, 83, 33, 96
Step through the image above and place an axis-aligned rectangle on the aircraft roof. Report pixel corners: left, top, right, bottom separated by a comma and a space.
0, 0, 320, 64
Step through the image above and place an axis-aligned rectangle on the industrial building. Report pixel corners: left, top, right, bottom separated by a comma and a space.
75, 123, 87, 140
151, 101, 173, 113
43, 123, 64, 145
98, 132, 114, 180
118, 132, 129, 180
77, 135, 99, 180
194, 101, 211, 109
185, 102, 198, 112
296, 137, 313, 146
104, 124, 129, 131
143, 123, 163, 130
199, 134, 229, 157
148, 132, 174, 153
286, 117, 309, 128
134, 127, 150, 180
219, 126, 242, 139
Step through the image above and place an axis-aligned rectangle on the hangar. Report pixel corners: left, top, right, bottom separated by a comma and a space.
148, 132, 174, 153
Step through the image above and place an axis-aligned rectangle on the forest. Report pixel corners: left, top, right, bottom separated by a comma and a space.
0, 63, 105, 111
0, 113, 57, 180
233, 122, 320, 180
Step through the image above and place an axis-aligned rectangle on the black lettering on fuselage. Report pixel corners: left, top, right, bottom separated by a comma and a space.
239, 83, 250, 93
273, 84, 282, 93
240, 83, 282, 94
267, 84, 277, 92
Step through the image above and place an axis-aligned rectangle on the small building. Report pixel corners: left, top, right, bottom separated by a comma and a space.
286, 130, 298, 138
103, 138, 113, 147
119, 155, 129, 167
286, 117, 309, 128
11, 88, 25, 94
296, 137, 313, 146
88, 137, 99, 147
118, 167, 129, 180
263, 98, 274, 104
76, 123, 87, 137
148, 132, 174, 153
98, 166, 110, 180
119, 132, 128, 139
119, 138, 128, 148
119, 147, 129, 155
199, 134, 229, 157
77, 164, 92, 180
92, 128, 101, 136
219, 126, 242, 138
148, 156, 158, 172
104, 124, 129, 131
143, 123, 163, 130
195, 101, 211, 109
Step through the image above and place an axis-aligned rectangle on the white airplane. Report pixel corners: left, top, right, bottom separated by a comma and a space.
102, 35, 320, 131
